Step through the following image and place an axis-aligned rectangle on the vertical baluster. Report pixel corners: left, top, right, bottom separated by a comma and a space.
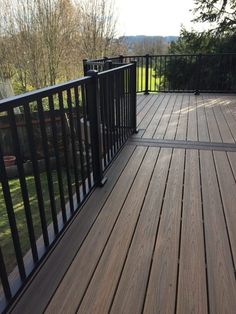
0, 143, 26, 280
160, 56, 162, 92
116, 70, 122, 148
81, 84, 92, 188
48, 95, 67, 224
74, 86, 87, 196
8, 108, 38, 263
67, 89, 81, 206
58, 91, 74, 215
86, 71, 106, 186
24, 103, 49, 247
0, 246, 11, 300
37, 99, 59, 235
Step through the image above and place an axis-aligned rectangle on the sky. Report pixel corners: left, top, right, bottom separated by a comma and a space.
116, 0, 207, 36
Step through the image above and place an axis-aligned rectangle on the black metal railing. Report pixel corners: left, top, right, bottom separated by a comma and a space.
86, 53, 236, 94
0, 63, 136, 311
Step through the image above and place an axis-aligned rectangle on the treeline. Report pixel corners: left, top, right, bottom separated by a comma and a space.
0, 0, 126, 94
159, 0, 236, 91
122, 36, 177, 55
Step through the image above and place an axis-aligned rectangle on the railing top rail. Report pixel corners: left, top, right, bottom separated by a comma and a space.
86, 53, 236, 63
97, 63, 134, 77
0, 76, 92, 110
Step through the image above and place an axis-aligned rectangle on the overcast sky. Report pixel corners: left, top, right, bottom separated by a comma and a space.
116, 0, 208, 36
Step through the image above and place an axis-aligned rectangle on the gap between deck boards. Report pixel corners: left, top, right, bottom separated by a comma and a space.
128, 137, 236, 152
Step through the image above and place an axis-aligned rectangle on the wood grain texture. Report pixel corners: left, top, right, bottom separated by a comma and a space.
216, 151, 236, 265
177, 149, 208, 314
200, 150, 236, 313
175, 94, 189, 140
143, 148, 185, 314
137, 94, 159, 126
204, 95, 222, 142
165, 94, 183, 140
187, 95, 198, 141
110, 148, 172, 314
153, 94, 177, 139
142, 94, 170, 138
197, 95, 210, 142
45, 146, 147, 314
212, 96, 234, 143
138, 94, 164, 130
77, 147, 159, 314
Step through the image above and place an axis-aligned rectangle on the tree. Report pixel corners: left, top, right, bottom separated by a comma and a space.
192, 0, 236, 35
77, 0, 119, 59
130, 37, 169, 55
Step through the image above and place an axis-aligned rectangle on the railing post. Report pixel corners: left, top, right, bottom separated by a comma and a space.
104, 60, 112, 70
119, 55, 124, 64
83, 59, 88, 76
131, 61, 138, 133
145, 54, 150, 95
195, 53, 202, 95
86, 70, 107, 186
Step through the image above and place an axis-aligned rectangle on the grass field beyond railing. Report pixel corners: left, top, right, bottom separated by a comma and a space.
0, 170, 75, 275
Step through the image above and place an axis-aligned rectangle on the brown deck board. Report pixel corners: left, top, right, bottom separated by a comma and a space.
215, 151, 236, 265
165, 94, 183, 140
219, 98, 236, 141
137, 94, 153, 114
137, 94, 159, 125
45, 146, 147, 314
204, 95, 222, 142
187, 95, 198, 141
77, 147, 159, 314
138, 94, 164, 130
175, 94, 189, 140
11, 93, 236, 314
200, 150, 236, 313
10, 145, 137, 314
211, 96, 235, 143
110, 148, 171, 314
142, 94, 170, 138
197, 95, 210, 142
153, 94, 177, 139
177, 150, 208, 314
143, 149, 185, 314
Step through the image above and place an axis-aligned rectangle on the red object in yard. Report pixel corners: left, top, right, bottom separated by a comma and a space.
3, 155, 16, 167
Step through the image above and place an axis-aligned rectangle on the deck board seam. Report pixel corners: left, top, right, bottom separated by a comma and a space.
174, 148, 186, 313
139, 94, 165, 132
212, 151, 236, 276
141, 148, 174, 313
198, 150, 211, 313
162, 94, 178, 140
74, 147, 149, 313
137, 94, 162, 128
173, 93, 184, 140
108, 147, 161, 313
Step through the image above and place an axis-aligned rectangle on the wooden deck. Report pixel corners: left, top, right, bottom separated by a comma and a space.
10, 94, 236, 314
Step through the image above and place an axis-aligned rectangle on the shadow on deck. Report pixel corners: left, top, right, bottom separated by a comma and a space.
10, 94, 236, 313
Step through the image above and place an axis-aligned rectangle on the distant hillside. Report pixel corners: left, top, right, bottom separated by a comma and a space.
121, 35, 178, 45
120, 35, 178, 55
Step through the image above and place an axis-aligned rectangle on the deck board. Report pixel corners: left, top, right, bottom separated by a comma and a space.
200, 150, 236, 313
45, 146, 147, 314
77, 147, 158, 314
176, 150, 208, 314
143, 148, 185, 314
11, 93, 236, 314
110, 148, 171, 314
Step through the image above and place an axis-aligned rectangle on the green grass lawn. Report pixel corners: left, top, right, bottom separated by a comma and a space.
0, 170, 74, 275
137, 67, 163, 92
